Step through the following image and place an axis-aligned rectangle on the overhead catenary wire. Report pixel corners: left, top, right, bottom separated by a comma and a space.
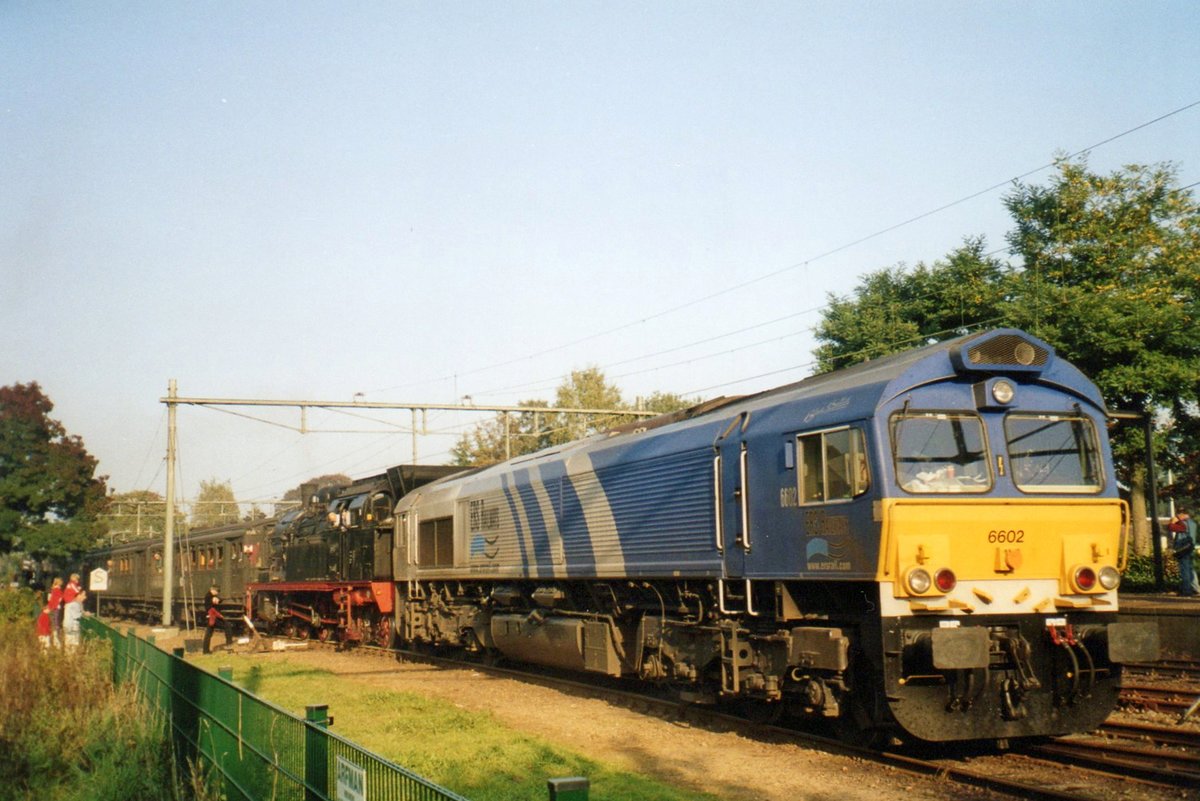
365, 98, 1200, 400
139, 105, 1200, 505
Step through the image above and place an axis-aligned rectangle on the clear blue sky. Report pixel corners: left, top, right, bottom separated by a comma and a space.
2, 2, 1197, 508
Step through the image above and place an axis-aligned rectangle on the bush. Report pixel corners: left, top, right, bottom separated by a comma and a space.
0, 586, 39, 624
1121, 552, 1180, 593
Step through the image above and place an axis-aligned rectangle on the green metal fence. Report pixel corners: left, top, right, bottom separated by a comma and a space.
80, 616, 471, 801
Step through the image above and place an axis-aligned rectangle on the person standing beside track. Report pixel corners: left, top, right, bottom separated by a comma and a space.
1168, 508, 1199, 597
203, 583, 233, 654
47, 577, 64, 647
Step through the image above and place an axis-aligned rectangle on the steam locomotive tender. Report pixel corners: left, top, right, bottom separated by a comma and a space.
389, 328, 1159, 743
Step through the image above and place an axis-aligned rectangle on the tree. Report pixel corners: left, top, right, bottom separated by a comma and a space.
638, 391, 696, 415
814, 158, 1200, 554
1004, 158, 1200, 552
0, 382, 108, 559
813, 238, 1011, 372
280, 474, 352, 503
450, 400, 552, 466
450, 369, 696, 467
554, 367, 626, 442
191, 479, 240, 529
99, 490, 174, 544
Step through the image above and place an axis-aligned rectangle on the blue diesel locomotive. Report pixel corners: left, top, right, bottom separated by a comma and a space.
389, 328, 1159, 742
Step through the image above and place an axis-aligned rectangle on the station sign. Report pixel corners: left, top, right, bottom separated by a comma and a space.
89, 567, 108, 592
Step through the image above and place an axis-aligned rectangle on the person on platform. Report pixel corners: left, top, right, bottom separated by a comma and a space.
1168, 508, 1199, 597
203, 584, 233, 654
47, 577, 64, 647
63, 572, 82, 605
63, 589, 86, 650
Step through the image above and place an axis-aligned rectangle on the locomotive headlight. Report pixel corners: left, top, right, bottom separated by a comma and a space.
906, 567, 932, 595
1071, 565, 1098, 592
991, 380, 1016, 405
1098, 565, 1121, 590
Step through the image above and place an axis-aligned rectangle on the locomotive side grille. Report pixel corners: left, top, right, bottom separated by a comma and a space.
968, 335, 1048, 367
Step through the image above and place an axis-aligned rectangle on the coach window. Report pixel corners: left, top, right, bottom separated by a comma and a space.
418, 517, 454, 567
797, 426, 870, 504
891, 412, 991, 493
1005, 413, 1103, 493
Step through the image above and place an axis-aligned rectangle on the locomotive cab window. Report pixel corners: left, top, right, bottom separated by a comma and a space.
1004, 413, 1103, 493
891, 412, 991, 493
797, 426, 870, 504
370, 492, 392, 524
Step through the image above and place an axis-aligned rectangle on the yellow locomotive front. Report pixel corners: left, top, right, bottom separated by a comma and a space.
870, 337, 1159, 741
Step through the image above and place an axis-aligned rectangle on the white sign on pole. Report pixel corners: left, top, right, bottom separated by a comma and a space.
335, 756, 366, 801
89, 567, 109, 592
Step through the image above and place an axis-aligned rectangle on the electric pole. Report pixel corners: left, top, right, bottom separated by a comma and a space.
163, 379, 177, 626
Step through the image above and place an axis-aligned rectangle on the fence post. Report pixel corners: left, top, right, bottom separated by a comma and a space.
305, 704, 331, 801
548, 777, 590, 801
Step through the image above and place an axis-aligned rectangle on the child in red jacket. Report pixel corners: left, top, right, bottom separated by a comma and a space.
36, 600, 52, 649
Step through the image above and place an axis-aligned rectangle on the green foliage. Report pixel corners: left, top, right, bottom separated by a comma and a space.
452, 369, 696, 467
190, 478, 240, 529
1118, 553, 1174, 593
280, 473, 352, 502
100, 490, 173, 544
814, 238, 1010, 372
638, 391, 695, 415
0, 585, 39, 623
1003, 158, 1200, 413
0, 382, 108, 558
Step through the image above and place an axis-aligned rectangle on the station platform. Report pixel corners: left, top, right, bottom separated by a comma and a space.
1119, 593, 1200, 660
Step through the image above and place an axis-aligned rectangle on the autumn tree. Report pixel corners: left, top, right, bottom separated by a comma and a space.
0, 382, 108, 560
191, 478, 240, 529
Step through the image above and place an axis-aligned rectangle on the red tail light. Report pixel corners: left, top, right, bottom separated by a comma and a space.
934, 568, 957, 593
1073, 566, 1097, 591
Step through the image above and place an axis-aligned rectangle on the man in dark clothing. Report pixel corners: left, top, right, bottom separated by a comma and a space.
1169, 509, 1199, 597
203, 584, 234, 654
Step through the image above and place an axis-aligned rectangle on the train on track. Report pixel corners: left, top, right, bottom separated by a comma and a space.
87, 328, 1160, 743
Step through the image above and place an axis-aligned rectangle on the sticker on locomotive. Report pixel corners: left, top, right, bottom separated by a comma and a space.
805, 537, 851, 571
468, 498, 501, 531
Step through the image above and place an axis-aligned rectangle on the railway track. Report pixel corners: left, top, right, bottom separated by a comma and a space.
1120, 682, 1200, 716
1024, 724, 1200, 789
1124, 659, 1200, 681
273, 635, 1195, 801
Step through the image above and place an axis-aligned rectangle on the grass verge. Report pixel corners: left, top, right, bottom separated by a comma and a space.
192, 653, 721, 801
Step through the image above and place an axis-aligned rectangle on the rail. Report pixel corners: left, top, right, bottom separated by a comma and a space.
80, 616, 472, 801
